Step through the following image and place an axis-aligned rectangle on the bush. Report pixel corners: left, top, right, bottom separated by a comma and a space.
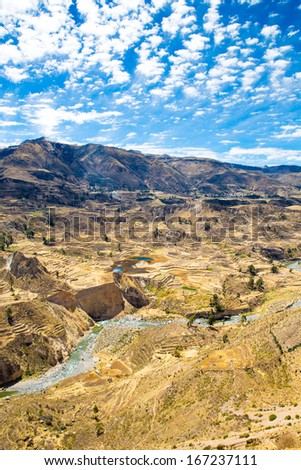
248, 264, 257, 276
269, 414, 277, 421
210, 294, 224, 313
5, 307, 13, 326
271, 265, 279, 274
96, 422, 104, 437
255, 277, 264, 291
223, 334, 229, 343
248, 276, 255, 290
93, 403, 99, 414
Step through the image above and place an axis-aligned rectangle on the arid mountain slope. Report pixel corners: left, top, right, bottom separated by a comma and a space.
0, 138, 300, 203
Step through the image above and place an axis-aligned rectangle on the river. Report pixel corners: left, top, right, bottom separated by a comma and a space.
5, 259, 301, 395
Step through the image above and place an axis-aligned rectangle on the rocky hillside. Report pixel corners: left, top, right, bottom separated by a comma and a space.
0, 137, 300, 203
2, 307, 301, 450
0, 300, 93, 386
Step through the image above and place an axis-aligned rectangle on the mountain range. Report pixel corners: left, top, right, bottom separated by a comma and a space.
0, 137, 300, 204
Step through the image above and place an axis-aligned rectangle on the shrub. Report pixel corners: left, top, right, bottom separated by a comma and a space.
96, 422, 104, 437
210, 294, 224, 313
5, 307, 13, 326
271, 265, 279, 274
269, 414, 277, 421
248, 265, 257, 276
93, 403, 99, 414
255, 277, 264, 291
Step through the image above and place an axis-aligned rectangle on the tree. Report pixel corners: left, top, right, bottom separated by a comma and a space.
223, 334, 229, 343
26, 228, 35, 239
248, 264, 257, 276
248, 276, 255, 290
6, 233, 13, 247
240, 313, 248, 325
93, 403, 99, 414
0, 233, 6, 251
187, 314, 196, 328
255, 277, 264, 291
5, 307, 13, 326
208, 313, 215, 326
271, 264, 279, 274
210, 294, 224, 313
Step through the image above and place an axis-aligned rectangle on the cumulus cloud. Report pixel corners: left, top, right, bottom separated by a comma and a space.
261, 25, 281, 40
203, 0, 225, 45
161, 0, 196, 37
3, 67, 29, 83
0, 0, 40, 14
0, 0, 299, 165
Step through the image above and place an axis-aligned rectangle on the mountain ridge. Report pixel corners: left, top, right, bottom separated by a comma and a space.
0, 137, 300, 204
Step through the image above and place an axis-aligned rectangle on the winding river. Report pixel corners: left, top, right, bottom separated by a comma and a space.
5, 259, 301, 396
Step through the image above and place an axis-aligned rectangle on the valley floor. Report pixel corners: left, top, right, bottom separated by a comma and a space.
1, 196, 301, 450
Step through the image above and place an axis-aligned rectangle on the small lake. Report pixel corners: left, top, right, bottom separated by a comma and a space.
111, 255, 153, 274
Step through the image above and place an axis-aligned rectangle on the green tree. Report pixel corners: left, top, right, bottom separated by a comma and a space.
5, 307, 13, 326
6, 233, 13, 247
208, 313, 215, 326
210, 294, 224, 313
187, 314, 196, 328
248, 276, 255, 290
271, 264, 279, 274
93, 403, 99, 414
248, 264, 257, 276
0, 233, 6, 251
255, 277, 264, 291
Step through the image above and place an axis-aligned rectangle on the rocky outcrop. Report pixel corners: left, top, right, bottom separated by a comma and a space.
113, 273, 150, 309
7, 252, 48, 278
261, 247, 286, 260
47, 291, 79, 312
5, 251, 68, 296
0, 300, 93, 386
75, 283, 124, 320
0, 357, 22, 385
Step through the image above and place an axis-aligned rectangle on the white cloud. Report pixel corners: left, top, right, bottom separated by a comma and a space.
274, 125, 301, 139
261, 25, 281, 40
241, 65, 264, 90
162, 0, 196, 37
184, 34, 209, 52
184, 86, 199, 98
23, 104, 123, 136
238, 0, 262, 5
0, 0, 39, 15
246, 37, 259, 46
126, 132, 137, 139
3, 67, 29, 82
203, 0, 225, 45
0, 106, 18, 116
127, 144, 219, 160
0, 121, 22, 127
226, 146, 301, 164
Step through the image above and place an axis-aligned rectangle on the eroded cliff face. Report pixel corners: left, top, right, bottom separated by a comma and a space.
0, 300, 93, 386
75, 283, 125, 320
113, 273, 150, 309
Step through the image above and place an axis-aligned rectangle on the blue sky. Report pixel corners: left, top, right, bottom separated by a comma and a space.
0, 0, 300, 166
